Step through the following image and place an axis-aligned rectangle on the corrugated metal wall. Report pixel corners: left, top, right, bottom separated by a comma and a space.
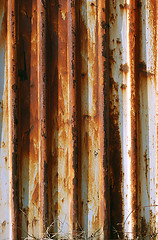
0, 0, 157, 239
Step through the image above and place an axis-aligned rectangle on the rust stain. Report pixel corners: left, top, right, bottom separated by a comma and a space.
143, 149, 150, 200
110, 78, 118, 92
109, 49, 116, 64
120, 63, 129, 74
144, 150, 148, 182
139, 61, 155, 77
140, 217, 149, 238
1, 220, 6, 233
119, 3, 129, 9
129, 0, 138, 235
109, 75, 123, 238
120, 83, 127, 90
116, 38, 121, 44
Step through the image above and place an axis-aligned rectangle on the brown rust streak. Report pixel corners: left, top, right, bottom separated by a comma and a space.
18, 0, 36, 237
29, 0, 40, 236
47, 0, 53, 229
129, 0, 137, 236
57, 0, 69, 230
68, 0, 78, 232
98, 0, 110, 238
37, 0, 48, 235
143, 149, 150, 200
8, 0, 19, 239
109, 96, 123, 239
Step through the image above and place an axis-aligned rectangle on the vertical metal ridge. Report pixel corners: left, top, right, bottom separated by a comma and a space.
98, 0, 110, 238
80, 0, 102, 237
138, 0, 157, 237
37, 0, 48, 236
77, 0, 89, 234
75, 0, 82, 234
47, 0, 52, 230
55, 0, 75, 235
49, 0, 58, 232
67, 0, 78, 233
109, 0, 138, 238
8, 0, 18, 239
121, 1, 133, 236
18, 0, 40, 238
109, 0, 124, 237
0, 1, 9, 239
128, 0, 137, 237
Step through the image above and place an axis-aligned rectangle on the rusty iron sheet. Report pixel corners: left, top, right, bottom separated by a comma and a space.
0, 0, 158, 239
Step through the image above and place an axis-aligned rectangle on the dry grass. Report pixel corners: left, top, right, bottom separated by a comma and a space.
22, 222, 102, 240
113, 226, 158, 240
19, 216, 102, 240
112, 204, 158, 240
20, 205, 158, 239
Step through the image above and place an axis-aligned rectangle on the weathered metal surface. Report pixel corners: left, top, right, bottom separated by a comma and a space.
0, 0, 158, 239
109, 0, 137, 238
138, 0, 157, 237
0, 1, 9, 239
8, 0, 19, 239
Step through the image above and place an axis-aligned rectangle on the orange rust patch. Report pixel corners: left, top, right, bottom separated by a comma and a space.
31, 183, 39, 204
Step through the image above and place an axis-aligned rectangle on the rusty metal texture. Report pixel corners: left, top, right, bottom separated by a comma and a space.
0, 0, 158, 239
